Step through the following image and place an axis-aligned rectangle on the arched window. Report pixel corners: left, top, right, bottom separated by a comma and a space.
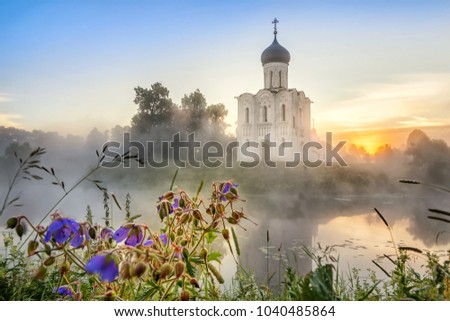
279, 70, 282, 87
263, 106, 268, 122
282, 104, 286, 121
270, 71, 273, 88
245, 108, 249, 123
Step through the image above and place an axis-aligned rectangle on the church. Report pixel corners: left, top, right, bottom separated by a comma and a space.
236, 19, 312, 162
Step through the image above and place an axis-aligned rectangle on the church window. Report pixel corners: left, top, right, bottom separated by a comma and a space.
245, 108, 249, 123
279, 70, 282, 87
270, 71, 273, 88
282, 104, 286, 121
263, 106, 268, 122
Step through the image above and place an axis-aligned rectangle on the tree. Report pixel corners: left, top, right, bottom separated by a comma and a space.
206, 103, 228, 134
405, 129, 450, 184
181, 89, 207, 133
131, 83, 175, 134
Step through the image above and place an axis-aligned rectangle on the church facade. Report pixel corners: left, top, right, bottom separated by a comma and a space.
236, 20, 312, 162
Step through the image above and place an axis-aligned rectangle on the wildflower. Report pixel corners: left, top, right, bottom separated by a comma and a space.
113, 224, 143, 246
100, 227, 114, 240
220, 181, 238, 201
85, 254, 118, 282
44, 217, 80, 245
55, 285, 73, 298
143, 233, 168, 247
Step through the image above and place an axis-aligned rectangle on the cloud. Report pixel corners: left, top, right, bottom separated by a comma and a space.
0, 113, 22, 128
316, 73, 450, 131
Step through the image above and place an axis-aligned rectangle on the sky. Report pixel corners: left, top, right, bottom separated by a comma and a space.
1, 0, 450, 147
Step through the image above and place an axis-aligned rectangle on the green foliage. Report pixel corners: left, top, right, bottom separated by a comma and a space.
132, 82, 176, 133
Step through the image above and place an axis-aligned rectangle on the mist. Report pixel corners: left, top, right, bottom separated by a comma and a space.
1, 95, 450, 286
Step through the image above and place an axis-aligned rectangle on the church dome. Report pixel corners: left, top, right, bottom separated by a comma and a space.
261, 36, 291, 65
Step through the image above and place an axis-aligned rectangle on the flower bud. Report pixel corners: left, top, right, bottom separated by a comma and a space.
190, 278, 200, 288
133, 262, 147, 278
179, 290, 190, 301
15, 223, 25, 239
59, 261, 70, 275
222, 228, 230, 240
179, 198, 185, 208
216, 203, 225, 215
180, 239, 187, 247
120, 262, 132, 279
44, 244, 52, 256
227, 217, 237, 225
44, 256, 55, 266
182, 248, 189, 260
27, 240, 39, 256
174, 261, 185, 278
199, 248, 208, 260
164, 191, 174, 200
192, 209, 203, 221
159, 263, 173, 279
177, 228, 184, 236
232, 211, 241, 221
34, 265, 47, 280
104, 290, 116, 301
6, 217, 18, 229
180, 213, 189, 224
88, 227, 96, 239
153, 270, 161, 282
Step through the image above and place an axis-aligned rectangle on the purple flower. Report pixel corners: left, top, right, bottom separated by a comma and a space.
113, 226, 130, 243
143, 238, 154, 246
56, 285, 73, 298
44, 218, 80, 244
70, 228, 84, 248
160, 233, 168, 245
221, 182, 238, 201
85, 254, 118, 282
173, 197, 179, 209
100, 227, 113, 240
144, 233, 168, 247
113, 225, 143, 246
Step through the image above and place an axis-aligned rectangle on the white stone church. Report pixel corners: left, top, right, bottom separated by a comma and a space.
236, 19, 312, 162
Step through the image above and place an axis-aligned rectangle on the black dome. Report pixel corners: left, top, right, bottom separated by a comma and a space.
261, 36, 291, 65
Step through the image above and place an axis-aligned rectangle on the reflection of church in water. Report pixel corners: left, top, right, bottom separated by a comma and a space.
236, 19, 314, 161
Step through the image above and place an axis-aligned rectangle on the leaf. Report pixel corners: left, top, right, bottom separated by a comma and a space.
7, 196, 20, 206
169, 168, 179, 191
428, 216, 450, 224
429, 208, 450, 217
193, 180, 204, 202
204, 230, 218, 244
111, 193, 122, 210
207, 251, 223, 263
231, 227, 241, 256
127, 215, 142, 222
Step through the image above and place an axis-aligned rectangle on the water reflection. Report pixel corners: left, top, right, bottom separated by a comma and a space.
237, 192, 450, 286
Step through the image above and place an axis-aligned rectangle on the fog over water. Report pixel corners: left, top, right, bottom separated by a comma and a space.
1, 126, 450, 286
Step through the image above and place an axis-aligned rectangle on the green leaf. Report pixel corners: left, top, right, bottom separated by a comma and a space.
207, 251, 223, 263
205, 230, 218, 244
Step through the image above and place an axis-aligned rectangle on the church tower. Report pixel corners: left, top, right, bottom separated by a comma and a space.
236, 19, 312, 162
